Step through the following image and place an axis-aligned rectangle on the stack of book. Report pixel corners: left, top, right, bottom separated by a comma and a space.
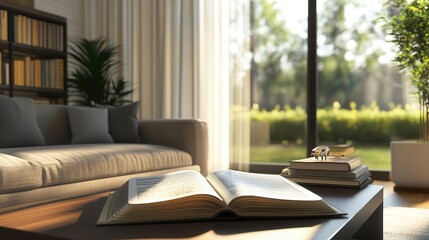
281, 156, 373, 188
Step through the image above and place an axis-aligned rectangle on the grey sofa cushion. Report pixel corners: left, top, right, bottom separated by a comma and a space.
0, 95, 45, 147
67, 106, 114, 144
0, 144, 193, 187
35, 104, 72, 145
0, 153, 43, 193
108, 102, 141, 143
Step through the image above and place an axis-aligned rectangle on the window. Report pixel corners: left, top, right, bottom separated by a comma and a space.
316, 0, 418, 171
249, 0, 418, 172
250, 0, 308, 165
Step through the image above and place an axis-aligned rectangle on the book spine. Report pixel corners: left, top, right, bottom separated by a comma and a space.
24, 56, 30, 87
13, 15, 18, 43
4, 62, 9, 85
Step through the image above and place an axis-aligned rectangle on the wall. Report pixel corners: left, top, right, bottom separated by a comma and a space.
34, 0, 85, 41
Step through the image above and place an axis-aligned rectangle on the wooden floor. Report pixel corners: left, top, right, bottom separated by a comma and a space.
374, 180, 429, 208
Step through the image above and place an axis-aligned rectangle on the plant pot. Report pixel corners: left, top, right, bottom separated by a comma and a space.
391, 140, 429, 189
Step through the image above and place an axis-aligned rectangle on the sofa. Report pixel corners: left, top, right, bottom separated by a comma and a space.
0, 96, 208, 213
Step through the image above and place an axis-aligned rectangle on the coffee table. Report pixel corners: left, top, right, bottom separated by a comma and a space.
0, 185, 383, 240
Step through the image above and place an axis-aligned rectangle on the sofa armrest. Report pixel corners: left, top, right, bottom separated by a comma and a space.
139, 119, 208, 176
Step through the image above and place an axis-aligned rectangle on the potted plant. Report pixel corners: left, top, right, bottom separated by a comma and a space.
68, 38, 132, 106
384, 0, 429, 189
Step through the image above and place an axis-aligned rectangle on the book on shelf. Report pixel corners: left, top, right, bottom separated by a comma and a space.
96, 169, 345, 225
22, 15, 27, 45
13, 59, 24, 86
4, 62, 9, 85
0, 3, 66, 102
284, 171, 372, 188
24, 56, 30, 86
9, 58, 63, 89
11, 14, 64, 51
0, 10, 7, 41
14, 15, 19, 44
283, 165, 369, 180
289, 156, 361, 171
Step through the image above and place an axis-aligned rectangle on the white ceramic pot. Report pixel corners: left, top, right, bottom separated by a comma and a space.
391, 140, 429, 188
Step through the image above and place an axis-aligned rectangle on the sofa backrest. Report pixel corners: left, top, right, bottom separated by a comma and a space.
34, 104, 71, 145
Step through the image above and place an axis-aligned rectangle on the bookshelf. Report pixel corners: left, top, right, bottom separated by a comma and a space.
0, 2, 67, 104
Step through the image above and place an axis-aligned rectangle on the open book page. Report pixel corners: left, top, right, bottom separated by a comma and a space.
97, 170, 226, 225
207, 169, 322, 205
207, 169, 341, 217
128, 170, 223, 204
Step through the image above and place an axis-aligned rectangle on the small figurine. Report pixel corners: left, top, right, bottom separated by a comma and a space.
311, 145, 330, 160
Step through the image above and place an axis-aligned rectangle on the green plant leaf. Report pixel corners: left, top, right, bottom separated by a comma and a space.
383, 0, 429, 141
68, 38, 133, 106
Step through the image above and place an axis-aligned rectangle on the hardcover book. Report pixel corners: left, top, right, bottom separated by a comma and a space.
289, 156, 361, 171
283, 165, 369, 179
284, 171, 372, 187
96, 169, 345, 225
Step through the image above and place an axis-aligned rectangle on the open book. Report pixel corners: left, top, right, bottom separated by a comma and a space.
97, 169, 345, 225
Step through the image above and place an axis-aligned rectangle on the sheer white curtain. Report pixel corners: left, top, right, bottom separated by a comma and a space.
123, 0, 197, 119
83, 0, 125, 92
83, 0, 250, 173
229, 0, 251, 171
197, 0, 231, 171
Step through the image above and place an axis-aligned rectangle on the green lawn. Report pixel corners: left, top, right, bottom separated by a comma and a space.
250, 144, 391, 170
